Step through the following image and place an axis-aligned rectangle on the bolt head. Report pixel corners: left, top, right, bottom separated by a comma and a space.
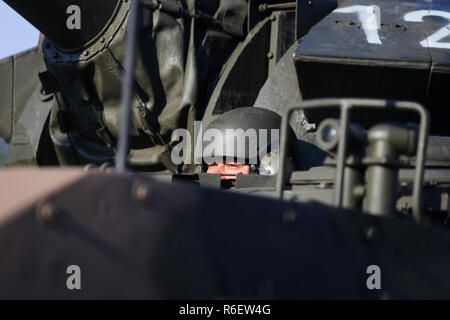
36, 202, 58, 226
283, 208, 297, 226
135, 184, 150, 202
364, 225, 378, 242
321, 125, 337, 143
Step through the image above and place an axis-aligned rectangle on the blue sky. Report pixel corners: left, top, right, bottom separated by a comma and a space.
0, 2, 39, 60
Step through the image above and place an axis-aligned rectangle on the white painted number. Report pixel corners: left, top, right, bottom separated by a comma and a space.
404, 10, 450, 49
335, 5, 382, 44
335, 6, 450, 50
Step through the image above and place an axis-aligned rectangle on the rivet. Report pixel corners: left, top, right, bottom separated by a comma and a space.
283, 207, 297, 226
36, 202, 58, 226
135, 184, 150, 202
364, 225, 378, 242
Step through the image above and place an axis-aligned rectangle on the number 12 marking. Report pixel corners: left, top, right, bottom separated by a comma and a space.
335, 6, 450, 49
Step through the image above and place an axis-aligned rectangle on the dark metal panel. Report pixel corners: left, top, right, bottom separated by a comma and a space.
296, 0, 338, 39
268, 10, 297, 74
427, 66, 450, 135
235, 174, 276, 189
208, 19, 272, 117
275, 10, 297, 60
293, 0, 450, 133
296, 0, 431, 61
0, 172, 450, 299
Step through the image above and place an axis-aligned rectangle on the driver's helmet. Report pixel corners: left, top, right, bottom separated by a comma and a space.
203, 107, 301, 179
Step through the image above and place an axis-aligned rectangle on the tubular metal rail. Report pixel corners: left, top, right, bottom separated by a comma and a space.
277, 99, 430, 224
116, 0, 141, 173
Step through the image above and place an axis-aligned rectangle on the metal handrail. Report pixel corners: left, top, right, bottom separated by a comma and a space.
276, 98, 429, 223
116, 0, 141, 173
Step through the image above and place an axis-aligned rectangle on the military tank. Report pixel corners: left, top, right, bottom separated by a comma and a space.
1, 0, 450, 299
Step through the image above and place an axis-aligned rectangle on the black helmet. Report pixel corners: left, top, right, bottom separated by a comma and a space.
204, 107, 301, 175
